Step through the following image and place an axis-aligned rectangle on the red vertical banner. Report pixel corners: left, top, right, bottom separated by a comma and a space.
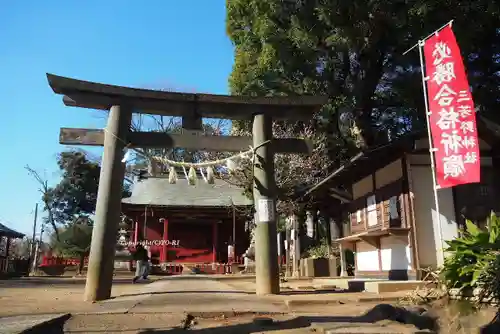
423, 25, 480, 189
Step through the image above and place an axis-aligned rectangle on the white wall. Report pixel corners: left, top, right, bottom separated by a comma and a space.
356, 241, 380, 271
380, 236, 412, 271
409, 164, 458, 268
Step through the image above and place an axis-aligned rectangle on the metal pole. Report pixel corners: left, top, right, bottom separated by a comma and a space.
252, 113, 280, 295
418, 41, 446, 266
403, 20, 454, 55
84, 104, 131, 302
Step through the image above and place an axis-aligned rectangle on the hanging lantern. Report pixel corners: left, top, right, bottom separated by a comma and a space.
206, 166, 215, 184
168, 166, 177, 184
188, 166, 197, 185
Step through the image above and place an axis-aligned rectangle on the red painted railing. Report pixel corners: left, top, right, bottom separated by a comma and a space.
39, 255, 287, 275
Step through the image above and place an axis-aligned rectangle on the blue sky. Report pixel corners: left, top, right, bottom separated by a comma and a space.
0, 1, 234, 237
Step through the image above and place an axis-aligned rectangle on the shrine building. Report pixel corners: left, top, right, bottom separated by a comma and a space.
307, 115, 500, 280
121, 167, 252, 266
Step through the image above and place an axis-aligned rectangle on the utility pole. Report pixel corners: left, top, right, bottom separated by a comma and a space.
30, 203, 38, 261
252, 114, 280, 295
32, 220, 44, 274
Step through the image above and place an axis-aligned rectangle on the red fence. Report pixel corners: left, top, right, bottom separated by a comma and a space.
39, 255, 287, 275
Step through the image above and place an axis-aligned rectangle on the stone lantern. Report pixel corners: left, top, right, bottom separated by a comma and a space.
114, 215, 132, 270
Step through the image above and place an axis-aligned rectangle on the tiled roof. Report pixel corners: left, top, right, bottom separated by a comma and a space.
122, 176, 252, 207
0, 221, 25, 238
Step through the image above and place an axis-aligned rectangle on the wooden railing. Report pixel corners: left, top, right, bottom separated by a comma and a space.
0, 258, 30, 277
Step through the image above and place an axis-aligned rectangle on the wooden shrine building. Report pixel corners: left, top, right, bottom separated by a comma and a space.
122, 168, 252, 266
306, 116, 500, 280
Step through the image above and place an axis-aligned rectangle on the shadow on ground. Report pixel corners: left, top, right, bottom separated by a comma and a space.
109, 290, 253, 300
59, 304, 440, 334
137, 306, 439, 333
108, 289, 347, 300
0, 277, 150, 287
279, 289, 346, 295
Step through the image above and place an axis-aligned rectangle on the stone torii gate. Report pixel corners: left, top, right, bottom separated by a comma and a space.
46, 73, 326, 301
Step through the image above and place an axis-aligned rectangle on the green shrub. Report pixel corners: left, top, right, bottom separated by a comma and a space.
305, 239, 331, 258
474, 250, 500, 305
441, 213, 500, 292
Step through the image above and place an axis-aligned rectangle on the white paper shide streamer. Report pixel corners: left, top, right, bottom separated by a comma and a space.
123, 140, 270, 186
121, 148, 132, 163
168, 166, 177, 184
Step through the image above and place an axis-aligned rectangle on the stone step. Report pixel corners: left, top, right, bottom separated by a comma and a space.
311, 322, 431, 333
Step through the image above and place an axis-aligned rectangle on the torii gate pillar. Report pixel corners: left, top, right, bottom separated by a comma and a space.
252, 114, 280, 295
84, 105, 131, 302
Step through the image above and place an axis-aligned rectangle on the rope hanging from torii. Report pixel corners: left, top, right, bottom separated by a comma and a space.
120, 134, 271, 185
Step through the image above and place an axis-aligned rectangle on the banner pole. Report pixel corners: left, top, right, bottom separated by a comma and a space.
403, 20, 453, 55
417, 40, 446, 266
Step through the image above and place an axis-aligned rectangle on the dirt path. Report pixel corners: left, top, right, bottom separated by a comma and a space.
0, 276, 158, 316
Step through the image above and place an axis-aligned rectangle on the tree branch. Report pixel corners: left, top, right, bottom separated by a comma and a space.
25, 165, 60, 240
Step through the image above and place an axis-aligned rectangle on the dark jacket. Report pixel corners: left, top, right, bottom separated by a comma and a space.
133, 247, 149, 261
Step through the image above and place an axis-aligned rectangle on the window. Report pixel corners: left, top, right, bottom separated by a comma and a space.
367, 195, 378, 227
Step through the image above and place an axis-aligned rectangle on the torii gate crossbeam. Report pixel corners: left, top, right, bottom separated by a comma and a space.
46, 73, 327, 301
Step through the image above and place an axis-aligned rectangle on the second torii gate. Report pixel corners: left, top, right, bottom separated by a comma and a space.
46, 73, 327, 301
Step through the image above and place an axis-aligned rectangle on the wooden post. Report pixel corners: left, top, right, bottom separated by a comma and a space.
339, 243, 348, 277
292, 214, 301, 277
285, 226, 291, 278
84, 104, 131, 302
252, 113, 279, 295
212, 221, 218, 263
133, 221, 139, 243
162, 218, 169, 262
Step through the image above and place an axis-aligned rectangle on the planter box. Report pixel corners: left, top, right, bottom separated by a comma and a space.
300, 257, 337, 277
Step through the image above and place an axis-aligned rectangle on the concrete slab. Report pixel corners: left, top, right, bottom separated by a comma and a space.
311, 278, 428, 293
311, 321, 419, 333
131, 292, 288, 314
111, 276, 289, 315
364, 281, 428, 294
282, 292, 405, 309
0, 313, 71, 333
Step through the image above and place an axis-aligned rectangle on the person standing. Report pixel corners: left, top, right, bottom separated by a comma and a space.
132, 244, 149, 283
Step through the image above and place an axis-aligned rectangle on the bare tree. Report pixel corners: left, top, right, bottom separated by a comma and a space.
222, 120, 334, 216
25, 166, 59, 240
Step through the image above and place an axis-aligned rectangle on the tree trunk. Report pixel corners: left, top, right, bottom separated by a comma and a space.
77, 253, 86, 275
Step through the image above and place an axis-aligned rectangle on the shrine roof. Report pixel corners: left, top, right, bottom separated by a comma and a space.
304, 115, 500, 198
121, 176, 252, 208
47, 73, 327, 120
0, 221, 25, 238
